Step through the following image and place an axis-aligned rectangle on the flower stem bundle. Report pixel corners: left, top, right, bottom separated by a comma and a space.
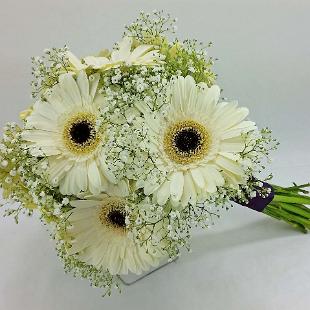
264, 183, 310, 233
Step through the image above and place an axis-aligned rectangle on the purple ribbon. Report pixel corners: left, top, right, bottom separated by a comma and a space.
235, 181, 275, 212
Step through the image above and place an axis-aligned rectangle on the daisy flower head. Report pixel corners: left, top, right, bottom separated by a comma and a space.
138, 75, 257, 207
67, 192, 164, 275
84, 36, 164, 70
22, 71, 119, 195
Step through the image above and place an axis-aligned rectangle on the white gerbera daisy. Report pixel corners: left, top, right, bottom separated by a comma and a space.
67, 193, 163, 275
139, 75, 256, 207
22, 71, 118, 195
84, 36, 163, 70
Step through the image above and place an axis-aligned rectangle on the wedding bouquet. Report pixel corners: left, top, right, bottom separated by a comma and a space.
1, 11, 309, 296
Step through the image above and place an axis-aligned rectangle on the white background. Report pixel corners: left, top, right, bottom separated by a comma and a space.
0, 0, 310, 309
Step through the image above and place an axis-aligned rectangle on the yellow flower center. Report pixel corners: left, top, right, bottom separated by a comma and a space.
164, 120, 211, 164
98, 197, 127, 233
63, 112, 101, 155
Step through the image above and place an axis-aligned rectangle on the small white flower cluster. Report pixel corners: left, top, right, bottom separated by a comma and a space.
31, 46, 69, 98
100, 65, 168, 109
0, 123, 70, 224
100, 66, 169, 183
241, 128, 279, 175
125, 10, 178, 41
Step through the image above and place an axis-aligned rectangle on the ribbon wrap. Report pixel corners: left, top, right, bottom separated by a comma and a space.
236, 182, 275, 212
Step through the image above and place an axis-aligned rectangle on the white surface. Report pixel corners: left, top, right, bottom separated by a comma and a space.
0, 1, 310, 309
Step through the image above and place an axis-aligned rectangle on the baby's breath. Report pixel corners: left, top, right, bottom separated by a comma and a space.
31, 46, 69, 99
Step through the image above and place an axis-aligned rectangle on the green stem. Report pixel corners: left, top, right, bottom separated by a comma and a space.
276, 202, 310, 218
262, 182, 310, 233
272, 195, 310, 205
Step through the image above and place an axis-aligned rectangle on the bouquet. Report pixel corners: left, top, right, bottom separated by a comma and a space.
1, 11, 309, 296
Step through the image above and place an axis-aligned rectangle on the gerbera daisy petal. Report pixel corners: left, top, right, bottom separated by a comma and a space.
76, 70, 90, 104
89, 73, 100, 101
85, 36, 162, 71
221, 120, 256, 139
87, 160, 102, 194
26, 114, 58, 131
31, 101, 63, 123
83, 56, 110, 69
203, 84, 221, 105
22, 130, 59, 144
144, 181, 159, 196
157, 181, 171, 205
220, 137, 245, 153
190, 168, 205, 189
128, 45, 152, 62
202, 165, 225, 191
48, 158, 73, 183
170, 171, 184, 202
204, 177, 217, 193
215, 154, 244, 177
59, 73, 82, 106
66, 51, 88, 72
73, 162, 88, 192
112, 36, 132, 62
60, 167, 82, 194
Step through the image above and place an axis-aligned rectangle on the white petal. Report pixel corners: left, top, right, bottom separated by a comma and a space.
83, 56, 110, 69
207, 166, 225, 186
26, 113, 58, 131
70, 200, 98, 209
111, 36, 132, 62
22, 129, 60, 144
73, 162, 88, 192
144, 181, 159, 195
76, 70, 90, 104
132, 50, 161, 65
59, 73, 82, 106
60, 169, 75, 194
190, 168, 205, 189
201, 167, 217, 193
221, 121, 256, 139
156, 181, 171, 205
48, 157, 73, 184
108, 179, 129, 197
170, 171, 184, 202
204, 85, 221, 105
182, 172, 197, 205
89, 73, 100, 101
128, 45, 152, 63
203, 165, 225, 192
66, 51, 87, 71
47, 83, 67, 107
30, 100, 63, 123
215, 154, 243, 176
220, 137, 245, 153
93, 93, 106, 108
212, 102, 252, 136
87, 161, 102, 194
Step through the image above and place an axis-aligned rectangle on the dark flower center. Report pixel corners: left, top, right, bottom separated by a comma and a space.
107, 210, 126, 228
164, 120, 211, 165
69, 121, 94, 145
173, 128, 202, 154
